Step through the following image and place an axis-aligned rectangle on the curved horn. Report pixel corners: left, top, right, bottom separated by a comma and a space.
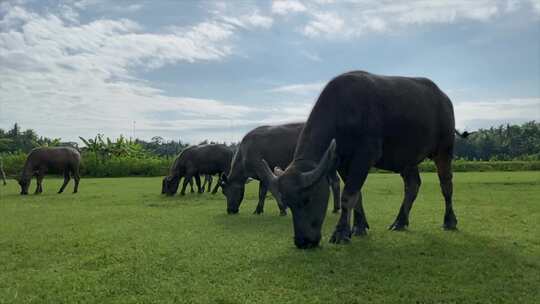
300, 139, 337, 188
260, 159, 278, 186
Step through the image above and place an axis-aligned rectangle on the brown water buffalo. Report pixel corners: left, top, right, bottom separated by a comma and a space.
221, 123, 340, 216
260, 71, 470, 249
163, 144, 233, 196
17, 147, 81, 195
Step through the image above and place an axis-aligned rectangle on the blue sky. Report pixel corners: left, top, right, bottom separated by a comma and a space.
1, 0, 539, 144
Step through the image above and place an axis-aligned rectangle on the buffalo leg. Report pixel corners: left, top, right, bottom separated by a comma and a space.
195, 175, 203, 194
35, 174, 44, 194
352, 192, 370, 236
328, 171, 341, 213
330, 141, 381, 244
180, 176, 191, 196
434, 154, 458, 230
58, 170, 71, 194
72, 169, 80, 194
253, 181, 267, 215
206, 175, 213, 193
211, 174, 221, 194
389, 166, 421, 231
189, 177, 195, 193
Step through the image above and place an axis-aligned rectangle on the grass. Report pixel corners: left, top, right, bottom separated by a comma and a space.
0, 172, 539, 304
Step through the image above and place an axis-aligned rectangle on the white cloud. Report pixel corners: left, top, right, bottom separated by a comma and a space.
300, 50, 322, 61
269, 82, 326, 95
272, 0, 537, 39
221, 11, 274, 29
303, 12, 344, 37
126, 4, 143, 12
272, 0, 307, 15
505, 0, 521, 12
0, 4, 260, 142
454, 98, 540, 129
530, 0, 540, 13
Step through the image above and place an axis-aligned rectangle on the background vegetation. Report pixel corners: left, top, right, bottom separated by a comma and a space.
1, 121, 539, 177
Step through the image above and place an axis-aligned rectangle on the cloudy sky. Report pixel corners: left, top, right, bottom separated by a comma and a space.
1, 0, 539, 144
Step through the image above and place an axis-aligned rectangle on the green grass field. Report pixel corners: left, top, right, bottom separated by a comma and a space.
1, 172, 539, 303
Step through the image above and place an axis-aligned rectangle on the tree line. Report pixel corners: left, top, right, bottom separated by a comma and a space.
1, 121, 539, 161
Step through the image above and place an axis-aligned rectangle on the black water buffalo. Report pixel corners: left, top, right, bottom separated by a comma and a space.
261, 71, 469, 249
17, 147, 81, 195
221, 123, 340, 216
168, 174, 213, 194
163, 144, 233, 196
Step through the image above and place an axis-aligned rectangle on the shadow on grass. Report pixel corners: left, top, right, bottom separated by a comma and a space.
212, 208, 538, 301
246, 230, 539, 302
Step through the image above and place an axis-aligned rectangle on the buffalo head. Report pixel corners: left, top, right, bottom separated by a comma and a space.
261, 139, 337, 249
220, 174, 245, 214
162, 176, 180, 196
17, 177, 30, 195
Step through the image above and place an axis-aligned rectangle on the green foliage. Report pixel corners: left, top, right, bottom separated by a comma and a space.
455, 121, 540, 160
0, 173, 539, 303
135, 136, 189, 157
79, 134, 149, 159
0, 153, 27, 176
0, 123, 65, 153
80, 153, 170, 177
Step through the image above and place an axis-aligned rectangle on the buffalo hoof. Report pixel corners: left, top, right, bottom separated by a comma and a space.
443, 222, 458, 231
388, 221, 408, 231
253, 208, 263, 215
329, 227, 352, 244
352, 225, 368, 236
443, 214, 458, 230
279, 210, 287, 216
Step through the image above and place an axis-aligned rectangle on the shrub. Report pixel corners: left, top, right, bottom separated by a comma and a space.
2, 152, 539, 178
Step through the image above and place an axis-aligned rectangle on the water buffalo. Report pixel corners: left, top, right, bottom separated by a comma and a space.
163, 144, 233, 196
17, 147, 81, 195
221, 123, 340, 216
261, 71, 469, 249
1, 157, 6, 186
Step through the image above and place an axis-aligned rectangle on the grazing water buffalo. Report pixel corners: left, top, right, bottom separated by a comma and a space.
261, 71, 469, 249
221, 123, 340, 216
163, 144, 233, 196
17, 147, 81, 195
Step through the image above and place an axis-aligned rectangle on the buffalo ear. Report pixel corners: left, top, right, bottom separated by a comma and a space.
273, 166, 285, 177
300, 139, 337, 188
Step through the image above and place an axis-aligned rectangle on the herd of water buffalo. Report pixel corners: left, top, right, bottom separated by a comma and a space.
8, 71, 471, 249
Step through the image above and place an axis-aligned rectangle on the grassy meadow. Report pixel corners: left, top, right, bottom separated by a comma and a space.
1, 172, 539, 303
